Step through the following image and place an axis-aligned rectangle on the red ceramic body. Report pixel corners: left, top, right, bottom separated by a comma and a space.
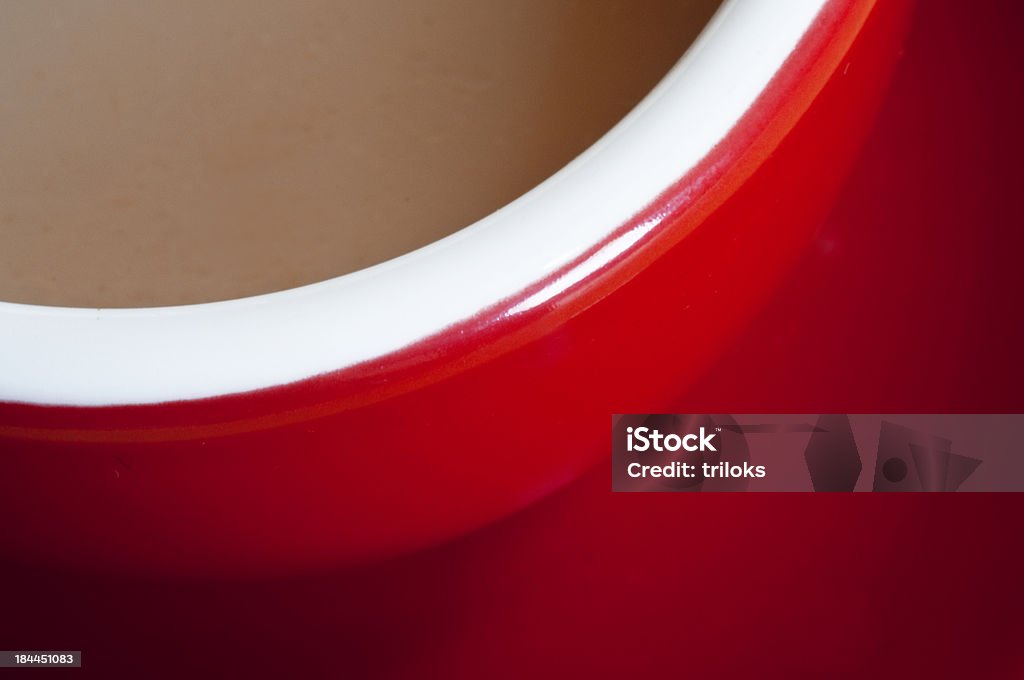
0, 0, 913, 574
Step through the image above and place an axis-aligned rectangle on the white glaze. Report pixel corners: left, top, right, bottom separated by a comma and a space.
0, 0, 827, 405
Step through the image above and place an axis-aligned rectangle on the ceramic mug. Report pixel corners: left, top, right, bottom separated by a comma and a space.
0, 0, 914, 574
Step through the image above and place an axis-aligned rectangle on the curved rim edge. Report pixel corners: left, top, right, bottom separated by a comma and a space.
0, 0, 831, 406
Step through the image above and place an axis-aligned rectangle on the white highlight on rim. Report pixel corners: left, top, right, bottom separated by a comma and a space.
0, 0, 827, 406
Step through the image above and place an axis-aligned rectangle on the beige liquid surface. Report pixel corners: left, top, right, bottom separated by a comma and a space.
0, 0, 720, 308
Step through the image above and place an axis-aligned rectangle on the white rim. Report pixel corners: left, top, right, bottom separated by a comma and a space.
0, 0, 827, 406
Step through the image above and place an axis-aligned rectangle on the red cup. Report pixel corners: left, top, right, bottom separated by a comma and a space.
0, 0, 914, 575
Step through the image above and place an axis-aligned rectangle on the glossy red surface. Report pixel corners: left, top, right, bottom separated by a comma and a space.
0, 0, 1020, 676
0, 0, 912, 574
